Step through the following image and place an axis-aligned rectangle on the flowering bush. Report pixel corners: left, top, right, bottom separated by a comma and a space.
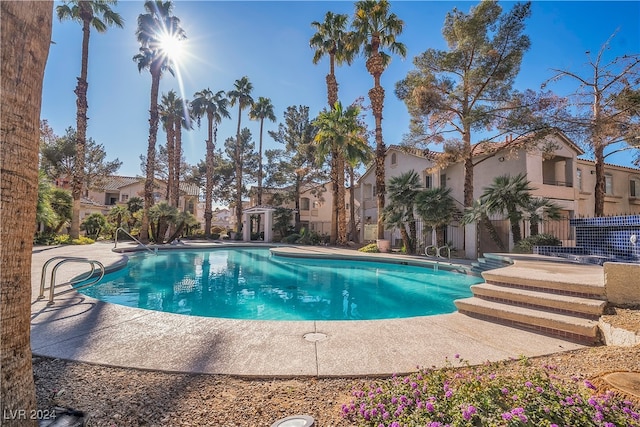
342, 356, 639, 426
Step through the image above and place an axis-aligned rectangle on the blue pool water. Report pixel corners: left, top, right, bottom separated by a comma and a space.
80, 248, 482, 320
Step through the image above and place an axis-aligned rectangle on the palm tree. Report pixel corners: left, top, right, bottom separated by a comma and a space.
133, 0, 185, 242
345, 139, 372, 243
352, 0, 406, 239
313, 101, 368, 244
56, 0, 123, 240
1, 1, 52, 420
228, 76, 254, 232
384, 170, 421, 253
310, 11, 356, 244
172, 96, 190, 210
160, 90, 189, 208
462, 199, 507, 253
192, 89, 230, 237
416, 186, 457, 248
249, 97, 276, 206
524, 197, 562, 237
159, 90, 179, 202
481, 173, 533, 245
148, 201, 178, 243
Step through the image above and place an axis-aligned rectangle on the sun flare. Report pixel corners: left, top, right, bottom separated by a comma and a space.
159, 31, 184, 62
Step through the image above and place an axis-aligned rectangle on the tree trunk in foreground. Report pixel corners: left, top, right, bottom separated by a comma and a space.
1, 2, 53, 425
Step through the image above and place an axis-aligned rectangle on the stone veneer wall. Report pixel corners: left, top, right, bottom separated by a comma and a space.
535, 215, 640, 264
604, 262, 640, 306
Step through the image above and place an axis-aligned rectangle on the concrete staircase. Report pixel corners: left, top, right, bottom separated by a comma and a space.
455, 260, 607, 344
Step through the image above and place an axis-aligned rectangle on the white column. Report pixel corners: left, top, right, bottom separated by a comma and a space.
464, 222, 477, 259
243, 212, 250, 241
264, 210, 273, 243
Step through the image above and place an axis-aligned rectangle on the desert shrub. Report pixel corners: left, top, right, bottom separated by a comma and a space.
514, 233, 561, 253
358, 243, 379, 253
342, 355, 639, 426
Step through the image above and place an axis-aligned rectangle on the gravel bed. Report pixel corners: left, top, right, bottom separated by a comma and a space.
34, 310, 640, 427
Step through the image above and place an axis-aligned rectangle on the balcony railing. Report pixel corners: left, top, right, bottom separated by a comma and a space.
542, 179, 573, 187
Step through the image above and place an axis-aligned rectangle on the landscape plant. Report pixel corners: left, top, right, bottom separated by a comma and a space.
514, 234, 562, 254
342, 356, 639, 426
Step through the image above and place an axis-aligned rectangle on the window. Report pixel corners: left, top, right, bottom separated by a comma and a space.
364, 184, 372, 199
631, 178, 640, 197
424, 173, 432, 189
300, 197, 310, 210
312, 200, 320, 209
440, 173, 447, 189
391, 153, 397, 165
605, 174, 613, 195
576, 169, 582, 191
121, 194, 129, 202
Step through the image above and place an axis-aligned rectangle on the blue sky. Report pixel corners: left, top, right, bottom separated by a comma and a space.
41, 1, 640, 178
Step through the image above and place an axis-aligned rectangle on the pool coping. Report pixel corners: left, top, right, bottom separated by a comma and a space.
30, 241, 586, 378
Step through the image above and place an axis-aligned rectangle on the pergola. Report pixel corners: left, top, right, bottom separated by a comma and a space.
242, 205, 277, 243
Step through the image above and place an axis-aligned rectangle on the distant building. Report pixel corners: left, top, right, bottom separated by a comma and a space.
356, 131, 640, 257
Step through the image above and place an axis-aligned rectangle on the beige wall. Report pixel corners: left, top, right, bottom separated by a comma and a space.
577, 160, 640, 216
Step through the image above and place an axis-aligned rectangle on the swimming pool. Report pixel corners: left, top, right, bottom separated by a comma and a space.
80, 247, 482, 320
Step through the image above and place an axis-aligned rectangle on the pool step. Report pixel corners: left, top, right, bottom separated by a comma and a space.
455, 259, 606, 344
455, 297, 601, 344
470, 254, 512, 275
470, 283, 606, 318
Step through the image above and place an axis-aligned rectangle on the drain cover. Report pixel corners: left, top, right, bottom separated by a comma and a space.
303, 332, 327, 342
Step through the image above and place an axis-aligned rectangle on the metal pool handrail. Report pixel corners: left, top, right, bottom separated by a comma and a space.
114, 227, 157, 254
38, 256, 105, 305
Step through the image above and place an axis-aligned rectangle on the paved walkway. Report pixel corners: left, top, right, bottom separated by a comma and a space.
30, 242, 588, 377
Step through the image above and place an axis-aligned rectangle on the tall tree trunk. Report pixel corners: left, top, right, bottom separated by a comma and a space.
165, 118, 175, 201
257, 118, 264, 206
235, 105, 243, 233
204, 116, 214, 238
171, 116, 181, 209
329, 151, 338, 244
70, 4, 92, 239
463, 137, 474, 208
141, 68, 161, 242
349, 165, 358, 243
594, 144, 605, 217
336, 153, 347, 245
1, 2, 52, 424
326, 68, 339, 245
367, 53, 386, 239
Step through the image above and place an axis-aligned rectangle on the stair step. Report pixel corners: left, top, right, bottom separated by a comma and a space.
454, 297, 600, 343
482, 265, 605, 298
471, 283, 606, 317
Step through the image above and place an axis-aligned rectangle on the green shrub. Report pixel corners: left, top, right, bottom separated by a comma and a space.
34, 232, 58, 245
282, 234, 300, 244
358, 243, 380, 253
53, 234, 94, 245
342, 356, 639, 426
514, 233, 561, 253
210, 233, 220, 240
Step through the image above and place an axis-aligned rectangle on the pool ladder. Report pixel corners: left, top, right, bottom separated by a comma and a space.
114, 227, 157, 254
424, 245, 451, 259
38, 256, 105, 305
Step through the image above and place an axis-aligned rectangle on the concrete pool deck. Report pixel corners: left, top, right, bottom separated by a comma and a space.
30, 242, 587, 377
